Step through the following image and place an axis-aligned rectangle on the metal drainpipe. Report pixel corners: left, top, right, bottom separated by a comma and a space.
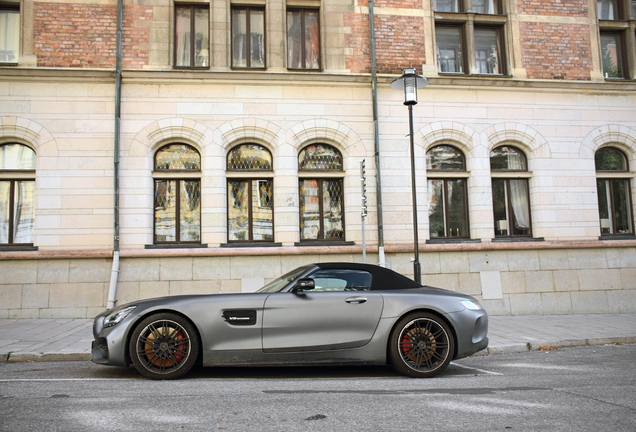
368, 0, 386, 267
107, 0, 123, 309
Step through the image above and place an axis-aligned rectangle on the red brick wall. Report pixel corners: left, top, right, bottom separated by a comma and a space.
344, 13, 371, 74
519, 22, 593, 80
345, 13, 425, 74
122, 6, 151, 69
34, 3, 150, 69
517, 0, 589, 17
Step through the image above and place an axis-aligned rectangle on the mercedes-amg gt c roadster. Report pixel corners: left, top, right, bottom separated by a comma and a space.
92, 262, 488, 379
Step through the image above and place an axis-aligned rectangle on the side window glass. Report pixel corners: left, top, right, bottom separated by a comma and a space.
309, 269, 372, 292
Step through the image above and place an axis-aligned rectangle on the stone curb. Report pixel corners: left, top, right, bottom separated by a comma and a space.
1, 352, 91, 363
472, 336, 636, 357
1, 337, 634, 363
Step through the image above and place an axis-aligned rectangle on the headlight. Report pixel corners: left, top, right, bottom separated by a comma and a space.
103, 306, 137, 328
461, 300, 483, 311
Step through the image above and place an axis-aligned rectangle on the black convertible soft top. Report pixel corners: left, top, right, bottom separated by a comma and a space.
313, 262, 422, 290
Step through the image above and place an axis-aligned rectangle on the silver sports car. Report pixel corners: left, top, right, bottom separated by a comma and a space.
92, 263, 488, 379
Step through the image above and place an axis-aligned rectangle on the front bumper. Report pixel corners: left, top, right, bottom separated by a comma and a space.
91, 312, 132, 367
448, 308, 489, 359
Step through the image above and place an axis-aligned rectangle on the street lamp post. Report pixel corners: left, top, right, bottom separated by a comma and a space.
391, 68, 428, 284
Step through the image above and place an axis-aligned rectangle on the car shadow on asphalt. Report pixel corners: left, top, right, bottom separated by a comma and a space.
0, 360, 480, 380
116, 362, 480, 380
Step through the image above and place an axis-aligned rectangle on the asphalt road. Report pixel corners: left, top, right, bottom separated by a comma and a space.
1, 344, 635, 432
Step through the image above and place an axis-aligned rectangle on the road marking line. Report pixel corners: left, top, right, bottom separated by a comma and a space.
0, 378, 137, 382
452, 362, 503, 375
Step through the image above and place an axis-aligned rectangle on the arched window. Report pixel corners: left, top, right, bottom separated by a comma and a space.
595, 147, 633, 236
227, 143, 273, 242
1, 144, 36, 245
426, 145, 469, 239
299, 144, 344, 241
153, 143, 201, 244
490, 145, 532, 237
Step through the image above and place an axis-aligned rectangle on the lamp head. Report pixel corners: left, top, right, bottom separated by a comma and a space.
390, 68, 429, 106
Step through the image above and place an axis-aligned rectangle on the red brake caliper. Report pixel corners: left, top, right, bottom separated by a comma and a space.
401, 333, 413, 357
173, 331, 184, 364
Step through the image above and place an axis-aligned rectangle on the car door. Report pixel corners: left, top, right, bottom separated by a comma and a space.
262, 268, 384, 352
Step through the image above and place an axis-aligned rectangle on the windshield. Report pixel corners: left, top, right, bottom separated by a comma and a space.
256, 266, 310, 293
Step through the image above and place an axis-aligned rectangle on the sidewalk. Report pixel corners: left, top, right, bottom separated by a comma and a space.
1, 314, 635, 362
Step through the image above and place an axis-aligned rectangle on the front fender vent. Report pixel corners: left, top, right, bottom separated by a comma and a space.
222, 310, 257, 326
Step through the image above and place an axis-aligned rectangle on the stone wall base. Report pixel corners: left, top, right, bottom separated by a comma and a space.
1, 247, 635, 318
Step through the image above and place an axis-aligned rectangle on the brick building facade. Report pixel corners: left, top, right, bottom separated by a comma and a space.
1, 0, 635, 318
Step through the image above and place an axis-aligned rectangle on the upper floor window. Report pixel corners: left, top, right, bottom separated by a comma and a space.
1, 144, 36, 245
434, 0, 460, 12
490, 145, 532, 238
434, 0, 501, 13
299, 144, 344, 242
426, 145, 469, 239
227, 144, 273, 243
600, 32, 624, 78
287, 9, 320, 70
435, 0, 506, 76
472, 0, 501, 14
597, 0, 636, 79
174, 4, 209, 68
0, 5, 20, 64
436, 26, 464, 73
598, 0, 619, 19
232, 6, 265, 69
595, 147, 633, 236
153, 144, 201, 244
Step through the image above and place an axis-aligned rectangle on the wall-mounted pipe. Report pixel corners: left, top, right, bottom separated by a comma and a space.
368, 0, 386, 267
107, 0, 123, 310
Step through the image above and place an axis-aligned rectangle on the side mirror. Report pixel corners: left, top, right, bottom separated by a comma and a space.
292, 278, 315, 293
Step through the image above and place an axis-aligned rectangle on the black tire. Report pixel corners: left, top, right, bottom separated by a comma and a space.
388, 312, 454, 378
129, 313, 200, 380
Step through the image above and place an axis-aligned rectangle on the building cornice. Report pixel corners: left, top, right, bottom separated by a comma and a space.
0, 68, 114, 82
1, 240, 634, 260
1, 68, 635, 91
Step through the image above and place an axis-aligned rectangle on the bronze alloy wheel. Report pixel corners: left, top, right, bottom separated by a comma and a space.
130, 313, 200, 380
389, 312, 454, 378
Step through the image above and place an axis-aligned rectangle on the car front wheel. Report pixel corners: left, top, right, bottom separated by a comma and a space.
389, 312, 454, 378
129, 313, 199, 380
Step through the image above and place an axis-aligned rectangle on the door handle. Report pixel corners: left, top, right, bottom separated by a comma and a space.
345, 297, 367, 304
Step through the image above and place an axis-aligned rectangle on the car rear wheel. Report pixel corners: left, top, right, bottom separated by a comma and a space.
129, 313, 199, 380
389, 312, 454, 378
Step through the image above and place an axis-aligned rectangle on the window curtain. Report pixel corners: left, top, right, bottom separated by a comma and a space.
0, 181, 9, 243
304, 11, 320, 69
287, 11, 302, 68
250, 9, 265, 67
232, 9, 247, 67
510, 180, 530, 230
13, 181, 35, 243
175, 9, 191, 66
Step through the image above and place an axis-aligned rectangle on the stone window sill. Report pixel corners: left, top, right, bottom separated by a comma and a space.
0, 245, 38, 252
426, 239, 481, 244
492, 237, 544, 243
220, 242, 283, 248
145, 244, 208, 249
